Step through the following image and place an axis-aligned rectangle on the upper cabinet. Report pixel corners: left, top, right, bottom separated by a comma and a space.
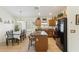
48, 17, 56, 26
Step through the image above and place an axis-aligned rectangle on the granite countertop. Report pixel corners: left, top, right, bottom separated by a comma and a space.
31, 31, 48, 36
41, 31, 48, 35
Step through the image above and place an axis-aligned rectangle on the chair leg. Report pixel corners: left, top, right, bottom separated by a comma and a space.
12, 39, 14, 46
20, 38, 22, 42
28, 40, 31, 50
23, 37, 24, 40
22, 35, 24, 40
6, 39, 8, 46
17, 39, 19, 44
15, 39, 19, 44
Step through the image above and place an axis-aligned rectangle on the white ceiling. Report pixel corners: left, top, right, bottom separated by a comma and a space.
1, 6, 66, 17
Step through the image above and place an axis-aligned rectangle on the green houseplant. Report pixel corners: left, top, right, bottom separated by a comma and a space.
15, 25, 19, 31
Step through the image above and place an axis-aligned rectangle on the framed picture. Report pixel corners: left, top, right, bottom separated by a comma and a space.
76, 14, 79, 25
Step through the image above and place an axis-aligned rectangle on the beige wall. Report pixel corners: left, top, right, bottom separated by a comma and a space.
67, 6, 79, 51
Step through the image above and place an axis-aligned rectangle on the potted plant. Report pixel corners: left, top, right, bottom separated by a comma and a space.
15, 25, 19, 31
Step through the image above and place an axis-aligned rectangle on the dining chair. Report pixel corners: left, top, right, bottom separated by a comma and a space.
23, 30, 26, 38
20, 31, 24, 42
20, 30, 26, 42
6, 31, 15, 46
6, 30, 20, 46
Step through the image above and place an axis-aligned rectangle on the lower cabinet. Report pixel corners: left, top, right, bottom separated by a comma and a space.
35, 35, 48, 52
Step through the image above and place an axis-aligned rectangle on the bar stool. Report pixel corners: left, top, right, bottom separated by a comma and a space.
28, 34, 36, 50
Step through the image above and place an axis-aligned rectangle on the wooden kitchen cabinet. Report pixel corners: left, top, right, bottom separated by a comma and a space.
35, 35, 48, 52
49, 19, 56, 26
44, 29, 54, 37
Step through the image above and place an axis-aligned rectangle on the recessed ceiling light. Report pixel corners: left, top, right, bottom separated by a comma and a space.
49, 12, 52, 16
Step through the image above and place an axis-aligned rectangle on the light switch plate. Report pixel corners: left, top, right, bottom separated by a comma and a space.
70, 29, 76, 33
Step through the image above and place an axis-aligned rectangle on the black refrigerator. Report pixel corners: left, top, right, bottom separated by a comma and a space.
57, 17, 67, 52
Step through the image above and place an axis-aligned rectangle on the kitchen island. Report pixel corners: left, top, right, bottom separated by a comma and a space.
32, 31, 48, 52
